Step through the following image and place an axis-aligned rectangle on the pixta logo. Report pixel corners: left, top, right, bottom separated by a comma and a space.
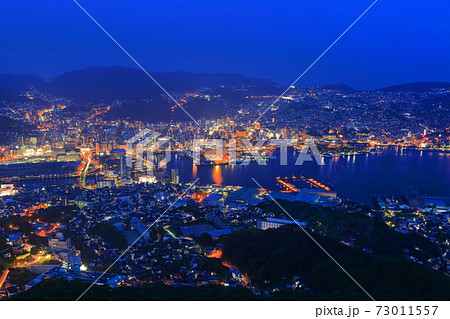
126, 129, 172, 176
126, 128, 324, 176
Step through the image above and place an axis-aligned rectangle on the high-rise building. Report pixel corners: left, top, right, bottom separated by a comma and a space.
171, 169, 179, 184
120, 154, 131, 184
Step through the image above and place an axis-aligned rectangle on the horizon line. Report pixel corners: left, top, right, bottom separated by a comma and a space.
0, 65, 449, 92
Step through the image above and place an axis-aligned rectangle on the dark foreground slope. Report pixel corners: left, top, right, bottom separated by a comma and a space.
220, 228, 450, 301
11, 279, 260, 301
13, 225, 450, 301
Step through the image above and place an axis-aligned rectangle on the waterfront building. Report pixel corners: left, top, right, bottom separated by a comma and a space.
171, 169, 179, 184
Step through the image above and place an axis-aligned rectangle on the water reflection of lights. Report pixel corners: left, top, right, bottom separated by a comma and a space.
192, 164, 197, 177
212, 165, 223, 185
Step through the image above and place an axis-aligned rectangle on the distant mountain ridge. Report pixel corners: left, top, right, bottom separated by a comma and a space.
0, 67, 282, 122
0, 67, 449, 99
0, 67, 449, 122
318, 83, 356, 94
377, 82, 450, 93
0, 74, 45, 93
5, 66, 278, 103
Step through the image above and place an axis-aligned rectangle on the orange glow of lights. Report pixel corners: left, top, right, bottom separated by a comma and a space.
24, 203, 46, 217
192, 192, 208, 203
212, 165, 223, 186
276, 179, 299, 193
206, 249, 251, 286
86, 106, 111, 121
206, 249, 223, 259
305, 177, 331, 191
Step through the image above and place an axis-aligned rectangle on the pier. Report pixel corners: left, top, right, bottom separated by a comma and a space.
275, 176, 332, 192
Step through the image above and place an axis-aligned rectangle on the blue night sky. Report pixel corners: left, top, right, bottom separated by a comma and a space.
0, 0, 449, 90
